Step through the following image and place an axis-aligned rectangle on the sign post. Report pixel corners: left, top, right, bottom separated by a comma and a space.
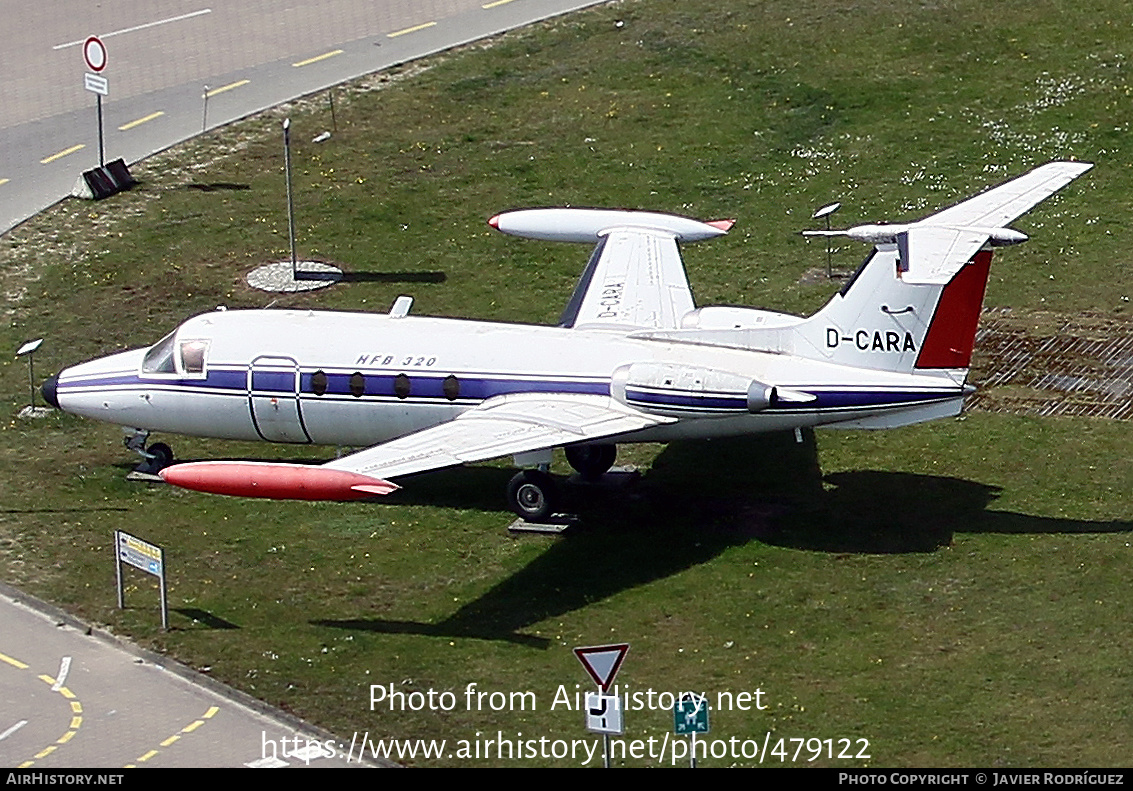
115, 530, 169, 630
673, 692, 710, 768
574, 644, 630, 768
83, 36, 108, 167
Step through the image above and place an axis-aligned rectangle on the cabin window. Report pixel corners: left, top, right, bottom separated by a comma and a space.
311, 370, 328, 396
141, 332, 177, 375
349, 372, 365, 398
443, 375, 460, 401
178, 340, 209, 375
394, 373, 411, 399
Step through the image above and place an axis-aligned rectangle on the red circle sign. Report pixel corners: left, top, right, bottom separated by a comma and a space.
83, 37, 107, 72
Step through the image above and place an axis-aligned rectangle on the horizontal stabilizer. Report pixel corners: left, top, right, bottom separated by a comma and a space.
927, 161, 1093, 228
160, 461, 399, 500
489, 208, 733, 243
803, 161, 1092, 286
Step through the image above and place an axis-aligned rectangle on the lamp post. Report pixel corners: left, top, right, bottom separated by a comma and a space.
16, 339, 44, 410
283, 118, 299, 280
812, 201, 841, 278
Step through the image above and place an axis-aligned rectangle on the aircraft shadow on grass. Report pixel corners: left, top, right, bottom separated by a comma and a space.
313, 430, 1132, 647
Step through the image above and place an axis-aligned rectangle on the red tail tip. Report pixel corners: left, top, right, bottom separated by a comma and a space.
487, 215, 500, 229
706, 219, 736, 232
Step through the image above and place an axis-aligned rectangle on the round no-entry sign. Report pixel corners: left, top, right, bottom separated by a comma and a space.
83, 36, 107, 72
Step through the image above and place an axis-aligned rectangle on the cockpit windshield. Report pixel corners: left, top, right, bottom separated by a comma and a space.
141, 332, 177, 374
140, 332, 209, 376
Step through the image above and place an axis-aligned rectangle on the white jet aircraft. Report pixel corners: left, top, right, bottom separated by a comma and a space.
42, 161, 1091, 521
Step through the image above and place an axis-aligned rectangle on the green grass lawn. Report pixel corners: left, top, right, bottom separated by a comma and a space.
1, 0, 1131, 767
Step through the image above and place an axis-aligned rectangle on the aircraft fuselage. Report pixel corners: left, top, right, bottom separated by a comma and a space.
50, 308, 965, 450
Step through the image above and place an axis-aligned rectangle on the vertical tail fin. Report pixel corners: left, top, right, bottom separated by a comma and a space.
791, 243, 989, 376
791, 161, 1092, 376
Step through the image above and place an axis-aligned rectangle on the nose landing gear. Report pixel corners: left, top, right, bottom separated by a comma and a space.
124, 429, 175, 476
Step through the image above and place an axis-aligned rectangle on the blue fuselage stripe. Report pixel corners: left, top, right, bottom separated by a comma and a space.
59, 367, 959, 412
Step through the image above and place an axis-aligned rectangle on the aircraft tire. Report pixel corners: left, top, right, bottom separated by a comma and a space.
507, 469, 558, 523
565, 444, 617, 481
146, 442, 175, 472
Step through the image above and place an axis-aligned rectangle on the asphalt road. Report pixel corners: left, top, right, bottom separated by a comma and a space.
0, 585, 376, 768
0, 0, 609, 234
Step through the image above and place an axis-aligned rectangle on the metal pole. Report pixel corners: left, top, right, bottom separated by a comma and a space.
96, 94, 105, 167
825, 214, 832, 278
328, 90, 337, 132
26, 352, 35, 408
202, 86, 209, 132
283, 118, 298, 279
159, 561, 169, 631
115, 532, 125, 610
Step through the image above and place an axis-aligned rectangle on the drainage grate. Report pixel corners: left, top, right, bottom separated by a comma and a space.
967, 309, 1133, 421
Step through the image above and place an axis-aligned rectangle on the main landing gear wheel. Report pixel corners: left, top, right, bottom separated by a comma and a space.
565, 444, 617, 481
506, 469, 558, 523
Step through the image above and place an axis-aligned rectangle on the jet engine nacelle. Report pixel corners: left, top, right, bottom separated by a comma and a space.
611, 362, 775, 416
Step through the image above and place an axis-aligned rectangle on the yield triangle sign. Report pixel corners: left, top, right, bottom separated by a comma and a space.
574, 643, 629, 693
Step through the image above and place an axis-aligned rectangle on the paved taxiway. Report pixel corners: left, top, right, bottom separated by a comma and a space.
1, 0, 608, 234
0, 584, 378, 767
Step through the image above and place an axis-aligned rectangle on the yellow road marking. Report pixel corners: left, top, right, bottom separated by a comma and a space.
40, 145, 84, 164
205, 80, 249, 97
139, 750, 159, 762
0, 178, 9, 187
182, 720, 204, 733
483, 0, 518, 7
160, 734, 180, 747
204, 706, 219, 718
293, 49, 343, 67
22, 673, 84, 767
0, 652, 28, 669
388, 21, 436, 37
119, 112, 164, 131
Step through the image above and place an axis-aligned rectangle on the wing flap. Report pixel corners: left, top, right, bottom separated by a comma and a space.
324, 393, 674, 480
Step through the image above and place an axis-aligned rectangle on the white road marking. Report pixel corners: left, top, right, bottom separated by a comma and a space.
0, 720, 28, 741
53, 9, 213, 50
51, 656, 71, 692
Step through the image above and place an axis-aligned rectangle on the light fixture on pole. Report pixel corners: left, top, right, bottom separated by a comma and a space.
812, 201, 841, 278
16, 339, 44, 410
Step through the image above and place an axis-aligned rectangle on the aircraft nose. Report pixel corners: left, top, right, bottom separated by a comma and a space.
41, 374, 59, 409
